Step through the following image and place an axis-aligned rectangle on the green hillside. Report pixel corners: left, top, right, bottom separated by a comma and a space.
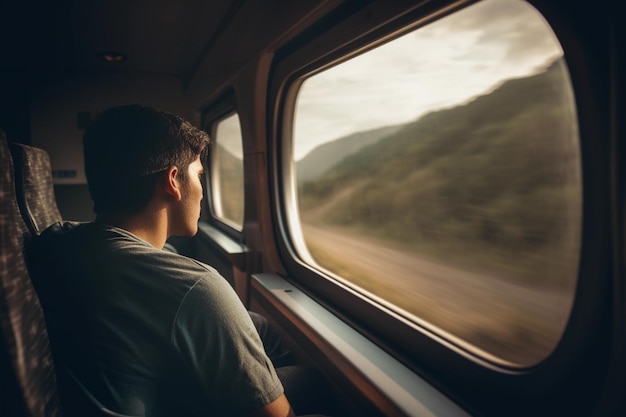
213, 143, 244, 224
299, 58, 581, 285
296, 124, 402, 184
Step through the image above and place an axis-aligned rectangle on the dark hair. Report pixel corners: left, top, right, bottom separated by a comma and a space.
83, 104, 210, 214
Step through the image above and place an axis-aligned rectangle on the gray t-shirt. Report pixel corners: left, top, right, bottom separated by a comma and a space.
35, 222, 283, 417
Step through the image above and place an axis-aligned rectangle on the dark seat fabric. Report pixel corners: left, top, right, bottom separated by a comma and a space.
5, 141, 126, 417
26, 225, 129, 417
0, 131, 62, 417
9, 142, 63, 236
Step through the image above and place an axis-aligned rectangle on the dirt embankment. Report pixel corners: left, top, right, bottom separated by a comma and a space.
301, 223, 574, 365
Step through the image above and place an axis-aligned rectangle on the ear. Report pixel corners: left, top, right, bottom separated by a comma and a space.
163, 166, 183, 202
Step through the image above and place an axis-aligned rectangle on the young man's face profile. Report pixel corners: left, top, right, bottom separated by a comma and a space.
172, 156, 204, 237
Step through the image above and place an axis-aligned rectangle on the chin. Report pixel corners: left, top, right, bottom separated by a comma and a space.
186, 222, 199, 237
171, 224, 198, 238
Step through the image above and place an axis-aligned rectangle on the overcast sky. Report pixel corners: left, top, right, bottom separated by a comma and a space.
214, 0, 564, 161
292, 0, 564, 160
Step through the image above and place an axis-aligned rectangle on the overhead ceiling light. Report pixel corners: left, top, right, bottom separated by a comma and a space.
98, 52, 127, 62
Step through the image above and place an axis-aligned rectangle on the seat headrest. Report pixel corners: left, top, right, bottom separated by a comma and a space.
9, 142, 63, 236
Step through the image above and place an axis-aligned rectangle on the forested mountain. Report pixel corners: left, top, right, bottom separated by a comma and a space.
296, 125, 402, 183
299, 58, 581, 285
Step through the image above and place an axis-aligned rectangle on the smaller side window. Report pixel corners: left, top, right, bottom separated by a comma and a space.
210, 113, 244, 229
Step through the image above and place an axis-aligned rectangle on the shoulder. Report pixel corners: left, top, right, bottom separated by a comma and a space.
37, 221, 224, 296
174, 266, 244, 323
170, 261, 252, 347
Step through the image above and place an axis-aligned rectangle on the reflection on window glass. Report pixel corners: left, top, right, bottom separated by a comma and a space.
292, 0, 581, 366
212, 113, 244, 229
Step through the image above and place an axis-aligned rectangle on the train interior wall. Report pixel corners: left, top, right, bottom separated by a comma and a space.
5, 74, 191, 222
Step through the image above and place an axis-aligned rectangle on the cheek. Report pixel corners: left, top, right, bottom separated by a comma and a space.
195, 181, 203, 201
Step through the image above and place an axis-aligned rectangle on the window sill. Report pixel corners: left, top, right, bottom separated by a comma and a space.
251, 272, 471, 417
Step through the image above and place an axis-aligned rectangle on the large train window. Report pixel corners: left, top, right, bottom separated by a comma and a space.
289, 0, 581, 366
210, 112, 244, 229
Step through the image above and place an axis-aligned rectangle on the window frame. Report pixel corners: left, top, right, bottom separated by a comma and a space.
267, 0, 612, 411
201, 92, 246, 237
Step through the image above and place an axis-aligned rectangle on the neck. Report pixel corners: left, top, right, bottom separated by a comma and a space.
96, 207, 169, 248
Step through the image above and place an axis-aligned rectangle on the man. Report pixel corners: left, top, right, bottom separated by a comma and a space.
35, 105, 296, 417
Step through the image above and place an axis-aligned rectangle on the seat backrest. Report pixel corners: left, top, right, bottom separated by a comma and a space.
7, 141, 131, 417
0, 130, 62, 417
9, 143, 63, 236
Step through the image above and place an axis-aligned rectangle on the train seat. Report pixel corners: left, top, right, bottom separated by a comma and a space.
5, 140, 136, 416
0, 130, 62, 417
9, 142, 63, 236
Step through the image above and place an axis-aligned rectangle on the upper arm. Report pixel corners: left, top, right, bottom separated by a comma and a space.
171, 276, 285, 412
251, 394, 296, 417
